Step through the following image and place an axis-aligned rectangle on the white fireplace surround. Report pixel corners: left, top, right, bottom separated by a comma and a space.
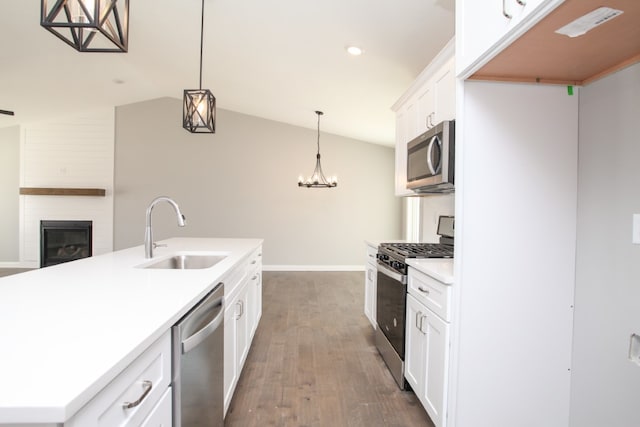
18, 109, 115, 267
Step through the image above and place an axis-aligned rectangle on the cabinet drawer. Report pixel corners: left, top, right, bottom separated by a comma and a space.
408, 268, 451, 322
140, 386, 172, 427
66, 331, 171, 427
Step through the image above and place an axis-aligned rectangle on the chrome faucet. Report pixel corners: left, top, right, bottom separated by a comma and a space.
144, 196, 186, 258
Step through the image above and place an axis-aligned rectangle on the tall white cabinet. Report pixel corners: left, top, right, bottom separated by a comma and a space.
449, 0, 579, 426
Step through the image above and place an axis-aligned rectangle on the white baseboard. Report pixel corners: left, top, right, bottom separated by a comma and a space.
263, 265, 365, 272
0, 261, 38, 269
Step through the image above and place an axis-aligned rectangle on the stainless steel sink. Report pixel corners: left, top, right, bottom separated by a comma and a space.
140, 254, 227, 270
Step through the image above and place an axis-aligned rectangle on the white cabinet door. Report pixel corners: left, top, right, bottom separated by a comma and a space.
223, 301, 238, 415
416, 82, 435, 135
249, 270, 262, 339
364, 263, 377, 328
236, 282, 251, 371
364, 244, 378, 328
433, 57, 456, 124
394, 106, 413, 196
457, 0, 563, 76
223, 280, 250, 414
406, 284, 451, 427
422, 309, 450, 427
405, 294, 425, 391
139, 387, 172, 427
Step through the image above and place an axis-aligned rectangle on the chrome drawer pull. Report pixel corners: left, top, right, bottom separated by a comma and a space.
418, 286, 430, 295
502, 0, 512, 18
252, 274, 258, 280
251, 260, 257, 264
516, 0, 526, 5
123, 380, 153, 409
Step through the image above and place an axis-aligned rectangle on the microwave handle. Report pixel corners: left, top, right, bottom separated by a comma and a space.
426, 135, 439, 175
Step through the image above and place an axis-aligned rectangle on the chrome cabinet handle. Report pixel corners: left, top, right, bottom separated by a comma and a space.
237, 300, 244, 318
516, 0, 526, 5
416, 311, 423, 331
421, 315, 428, 334
502, 0, 512, 18
252, 274, 258, 281
418, 286, 430, 295
123, 380, 153, 409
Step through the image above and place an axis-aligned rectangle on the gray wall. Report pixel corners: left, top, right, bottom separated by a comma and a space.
114, 98, 401, 267
570, 63, 640, 425
0, 126, 20, 261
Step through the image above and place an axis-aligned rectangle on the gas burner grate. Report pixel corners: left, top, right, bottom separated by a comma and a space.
380, 242, 453, 259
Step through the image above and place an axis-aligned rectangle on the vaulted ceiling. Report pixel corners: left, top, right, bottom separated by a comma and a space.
0, 0, 455, 146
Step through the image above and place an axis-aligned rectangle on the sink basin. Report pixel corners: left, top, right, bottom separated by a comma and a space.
140, 253, 227, 270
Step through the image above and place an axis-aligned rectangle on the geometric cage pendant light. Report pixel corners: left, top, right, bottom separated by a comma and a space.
298, 111, 337, 188
183, 0, 216, 133
40, 0, 129, 53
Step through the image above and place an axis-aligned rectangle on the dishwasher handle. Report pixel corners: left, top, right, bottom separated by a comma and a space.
181, 296, 224, 354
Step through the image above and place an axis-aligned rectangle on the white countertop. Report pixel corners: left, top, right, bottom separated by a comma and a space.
406, 258, 454, 284
0, 237, 262, 424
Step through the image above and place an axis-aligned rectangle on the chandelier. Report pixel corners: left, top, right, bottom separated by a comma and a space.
183, 0, 216, 133
298, 111, 337, 188
40, 0, 129, 52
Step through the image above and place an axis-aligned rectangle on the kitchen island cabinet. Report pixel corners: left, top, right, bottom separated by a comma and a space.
0, 237, 262, 426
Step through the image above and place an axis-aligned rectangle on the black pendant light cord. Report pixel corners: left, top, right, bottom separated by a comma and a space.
198, 0, 205, 90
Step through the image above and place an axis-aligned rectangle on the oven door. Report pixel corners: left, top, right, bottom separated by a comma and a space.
376, 262, 407, 358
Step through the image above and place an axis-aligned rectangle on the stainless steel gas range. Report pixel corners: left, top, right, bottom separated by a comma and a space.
375, 216, 454, 389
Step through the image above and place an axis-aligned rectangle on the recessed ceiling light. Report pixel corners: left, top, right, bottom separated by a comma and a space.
346, 46, 364, 56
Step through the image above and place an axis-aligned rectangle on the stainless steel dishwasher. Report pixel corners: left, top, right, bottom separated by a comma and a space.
172, 282, 224, 426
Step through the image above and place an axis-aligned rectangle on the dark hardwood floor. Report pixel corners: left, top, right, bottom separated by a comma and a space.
224, 271, 435, 427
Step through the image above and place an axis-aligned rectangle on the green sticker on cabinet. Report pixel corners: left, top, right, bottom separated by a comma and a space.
567, 85, 574, 96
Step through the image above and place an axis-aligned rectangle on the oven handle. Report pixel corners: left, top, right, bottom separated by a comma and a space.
377, 261, 407, 284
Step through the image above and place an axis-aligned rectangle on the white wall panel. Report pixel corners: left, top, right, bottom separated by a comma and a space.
570, 63, 640, 427
19, 110, 114, 264
452, 81, 578, 427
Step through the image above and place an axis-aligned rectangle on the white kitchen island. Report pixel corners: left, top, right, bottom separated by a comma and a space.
0, 237, 262, 426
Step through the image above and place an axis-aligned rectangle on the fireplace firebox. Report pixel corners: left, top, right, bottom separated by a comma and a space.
40, 220, 92, 268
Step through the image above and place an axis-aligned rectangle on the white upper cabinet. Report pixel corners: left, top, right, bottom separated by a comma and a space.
393, 38, 455, 196
456, 0, 564, 77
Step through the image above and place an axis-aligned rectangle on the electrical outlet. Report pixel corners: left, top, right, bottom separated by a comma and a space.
633, 214, 640, 244
629, 334, 640, 366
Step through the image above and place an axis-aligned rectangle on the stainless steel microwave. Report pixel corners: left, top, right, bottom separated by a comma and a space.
406, 120, 455, 193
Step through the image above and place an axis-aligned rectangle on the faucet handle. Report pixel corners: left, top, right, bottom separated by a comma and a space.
153, 242, 167, 249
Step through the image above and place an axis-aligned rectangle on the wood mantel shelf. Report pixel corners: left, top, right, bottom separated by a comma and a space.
19, 187, 106, 197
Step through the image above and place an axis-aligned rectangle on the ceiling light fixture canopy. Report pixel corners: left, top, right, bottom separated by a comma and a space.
183, 0, 216, 134
41, 0, 129, 52
298, 111, 337, 188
